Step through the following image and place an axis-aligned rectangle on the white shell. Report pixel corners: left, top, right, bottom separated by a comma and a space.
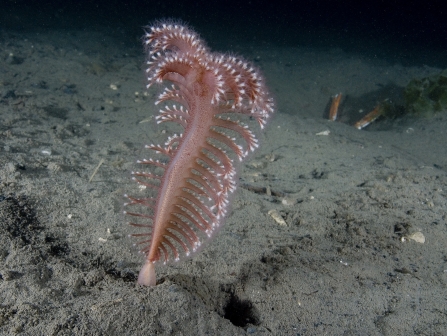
407, 232, 425, 244
268, 209, 287, 226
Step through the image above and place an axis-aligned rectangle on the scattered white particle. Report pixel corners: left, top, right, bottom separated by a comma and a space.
41, 150, 51, 155
98, 237, 107, 242
67, 214, 73, 219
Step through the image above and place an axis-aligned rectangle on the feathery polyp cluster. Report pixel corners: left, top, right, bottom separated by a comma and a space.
144, 22, 274, 127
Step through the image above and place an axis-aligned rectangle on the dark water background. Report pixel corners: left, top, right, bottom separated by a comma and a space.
2, 0, 447, 67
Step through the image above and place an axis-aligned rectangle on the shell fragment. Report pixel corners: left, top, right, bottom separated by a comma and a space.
406, 232, 425, 243
268, 209, 287, 226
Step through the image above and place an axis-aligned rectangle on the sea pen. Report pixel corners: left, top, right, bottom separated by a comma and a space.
124, 21, 274, 286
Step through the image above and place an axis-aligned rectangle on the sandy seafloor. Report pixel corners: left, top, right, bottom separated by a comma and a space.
0, 27, 446, 336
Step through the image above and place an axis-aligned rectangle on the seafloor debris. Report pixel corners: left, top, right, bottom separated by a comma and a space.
327, 69, 447, 129
329, 93, 342, 121
354, 105, 382, 130
404, 231, 426, 244
268, 209, 287, 226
